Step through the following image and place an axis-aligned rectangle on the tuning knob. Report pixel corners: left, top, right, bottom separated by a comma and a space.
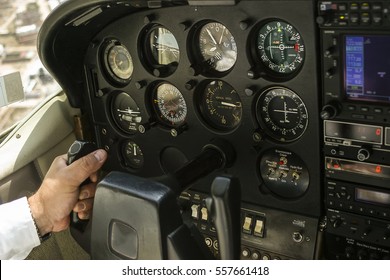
325, 67, 336, 79
324, 46, 336, 58
321, 101, 342, 120
357, 147, 372, 161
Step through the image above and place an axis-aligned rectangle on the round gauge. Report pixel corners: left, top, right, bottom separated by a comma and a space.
122, 140, 144, 169
103, 41, 134, 84
146, 26, 180, 67
256, 20, 305, 75
197, 22, 237, 73
197, 80, 242, 132
152, 83, 187, 127
256, 87, 308, 142
111, 92, 142, 134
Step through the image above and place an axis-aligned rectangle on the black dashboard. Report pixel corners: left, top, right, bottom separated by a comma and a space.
38, 0, 390, 260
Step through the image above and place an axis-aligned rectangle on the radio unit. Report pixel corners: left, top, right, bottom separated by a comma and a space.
318, 1, 390, 259
318, 1, 390, 125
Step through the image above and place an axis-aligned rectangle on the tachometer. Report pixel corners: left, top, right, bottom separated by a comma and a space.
152, 83, 187, 127
255, 87, 308, 142
197, 80, 242, 132
256, 20, 305, 75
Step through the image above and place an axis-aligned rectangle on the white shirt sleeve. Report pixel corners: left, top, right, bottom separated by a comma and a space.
0, 197, 40, 260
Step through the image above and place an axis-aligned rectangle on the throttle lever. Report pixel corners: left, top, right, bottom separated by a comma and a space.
207, 176, 241, 259
66, 140, 98, 231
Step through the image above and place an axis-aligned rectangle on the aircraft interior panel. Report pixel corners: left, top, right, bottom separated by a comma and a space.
36, 0, 390, 260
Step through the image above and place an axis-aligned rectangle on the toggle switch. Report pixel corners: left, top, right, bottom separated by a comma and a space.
253, 218, 265, 238
242, 216, 253, 234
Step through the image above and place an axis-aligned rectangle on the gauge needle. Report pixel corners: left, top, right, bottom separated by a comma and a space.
219, 26, 226, 45
133, 146, 137, 156
206, 28, 217, 45
221, 101, 240, 108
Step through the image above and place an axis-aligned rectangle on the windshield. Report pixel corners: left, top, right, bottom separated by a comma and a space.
0, 0, 64, 134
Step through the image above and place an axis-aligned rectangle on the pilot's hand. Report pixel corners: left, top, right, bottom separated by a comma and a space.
28, 149, 107, 236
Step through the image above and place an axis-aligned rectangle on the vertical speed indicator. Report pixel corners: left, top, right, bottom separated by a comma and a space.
256, 20, 305, 75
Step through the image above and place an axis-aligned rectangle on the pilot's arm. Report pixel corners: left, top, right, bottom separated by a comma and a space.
0, 149, 107, 260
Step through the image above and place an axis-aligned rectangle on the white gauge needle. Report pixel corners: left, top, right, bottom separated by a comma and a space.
206, 28, 217, 45
219, 26, 226, 45
221, 101, 241, 108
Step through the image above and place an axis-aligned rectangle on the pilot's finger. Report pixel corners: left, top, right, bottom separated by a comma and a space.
67, 149, 107, 185
73, 198, 94, 213
78, 183, 97, 200
77, 211, 91, 220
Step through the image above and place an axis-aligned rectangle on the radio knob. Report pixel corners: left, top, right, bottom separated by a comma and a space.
325, 67, 336, 79
321, 101, 342, 120
357, 148, 371, 161
324, 46, 336, 58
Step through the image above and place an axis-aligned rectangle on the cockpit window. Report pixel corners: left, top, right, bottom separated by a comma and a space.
0, 0, 64, 135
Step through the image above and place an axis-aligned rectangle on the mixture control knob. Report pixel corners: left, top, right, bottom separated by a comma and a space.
320, 101, 342, 120
357, 147, 371, 161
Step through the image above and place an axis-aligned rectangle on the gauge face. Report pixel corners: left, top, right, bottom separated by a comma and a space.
122, 140, 144, 169
256, 20, 305, 74
148, 26, 180, 66
111, 92, 142, 134
256, 87, 308, 142
198, 80, 242, 131
103, 41, 134, 84
153, 83, 187, 127
198, 22, 237, 72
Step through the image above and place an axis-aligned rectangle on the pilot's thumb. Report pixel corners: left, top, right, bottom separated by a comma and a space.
68, 149, 107, 184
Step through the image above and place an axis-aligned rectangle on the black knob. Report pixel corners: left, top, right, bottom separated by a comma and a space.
321, 101, 342, 120
324, 46, 336, 58
332, 218, 342, 228
325, 67, 336, 78
357, 147, 371, 161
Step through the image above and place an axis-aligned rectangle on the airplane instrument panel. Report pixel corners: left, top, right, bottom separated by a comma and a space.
37, 0, 390, 260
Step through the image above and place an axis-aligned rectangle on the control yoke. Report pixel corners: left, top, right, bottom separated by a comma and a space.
87, 139, 241, 259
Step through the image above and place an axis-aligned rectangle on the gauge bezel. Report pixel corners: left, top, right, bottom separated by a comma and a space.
110, 91, 142, 135
149, 81, 188, 128
195, 79, 242, 133
189, 20, 238, 77
121, 140, 145, 169
140, 24, 180, 77
101, 39, 133, 86
255, 86, 309, 143
249, 19, 305, 81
